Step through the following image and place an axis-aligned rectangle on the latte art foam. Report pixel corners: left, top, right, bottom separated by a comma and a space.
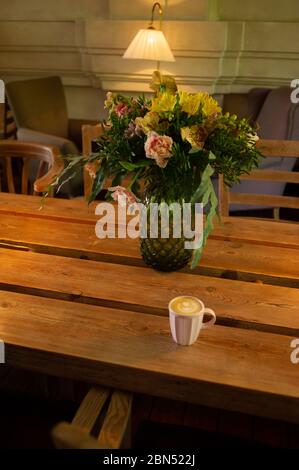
170, 296, 202, 315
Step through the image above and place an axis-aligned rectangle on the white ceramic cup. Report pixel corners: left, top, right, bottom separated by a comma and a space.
168, 296, 216, 346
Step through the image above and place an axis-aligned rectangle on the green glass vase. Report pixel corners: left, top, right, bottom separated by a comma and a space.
139, 198, 192, 272
140, 235, 192, 272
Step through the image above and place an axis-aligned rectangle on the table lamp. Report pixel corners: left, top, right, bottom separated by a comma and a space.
123, 1, 175, 70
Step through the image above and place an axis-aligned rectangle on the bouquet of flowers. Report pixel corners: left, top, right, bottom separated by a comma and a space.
50, 72, 261, 270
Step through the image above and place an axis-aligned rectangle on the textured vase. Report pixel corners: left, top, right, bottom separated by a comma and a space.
140, 235, 192, 272
139, 199, 192, 272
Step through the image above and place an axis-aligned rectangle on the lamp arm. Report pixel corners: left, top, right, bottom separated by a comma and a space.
149, 2, 163, 30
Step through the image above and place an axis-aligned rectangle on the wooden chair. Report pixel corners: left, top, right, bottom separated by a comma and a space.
52, 386, 132, 449
35, 123, 140, 197
0, 140, 63, 195
218, 139, 299, 219
3, 100, 17, 140
82, 124, 103, 198
5, 76, 98, 153
0, 100, 17, 141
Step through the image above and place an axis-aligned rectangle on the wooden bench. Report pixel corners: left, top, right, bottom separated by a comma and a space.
52, 387, 132, 449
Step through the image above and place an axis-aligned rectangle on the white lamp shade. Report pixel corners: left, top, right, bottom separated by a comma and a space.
123, 28, 175, 62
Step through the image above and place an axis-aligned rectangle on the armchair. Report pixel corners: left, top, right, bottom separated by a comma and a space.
5, 76, 97, 196
6, 76, 98, 151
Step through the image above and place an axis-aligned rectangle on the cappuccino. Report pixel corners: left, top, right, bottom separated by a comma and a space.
169, 296, 202, 316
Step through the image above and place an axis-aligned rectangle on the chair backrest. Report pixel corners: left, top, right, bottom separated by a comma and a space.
82, 124, 103, 197
3, 100, 17, 140
0, 140, 61, 195
218, 139, 299, 217
221, 88, 270, 124
5, 76, 68, 138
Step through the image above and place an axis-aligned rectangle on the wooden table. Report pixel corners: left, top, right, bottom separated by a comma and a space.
0, 193, 299, 425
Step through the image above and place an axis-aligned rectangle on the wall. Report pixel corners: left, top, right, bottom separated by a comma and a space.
0, 0, 298, 119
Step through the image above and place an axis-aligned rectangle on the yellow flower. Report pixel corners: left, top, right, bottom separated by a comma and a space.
104, 91, 114, 109
179, 91, 202, 116
150, 92, 177, 114
181, 125, 208, 149
199, 92, 221, 117
150, 71, 177, 95
179, 91, 221, 117
135, 112, 160, 134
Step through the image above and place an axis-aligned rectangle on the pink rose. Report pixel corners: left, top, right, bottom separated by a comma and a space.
144, 131, 173, 168
108, 186, 138, 207
114, 103, 129, 117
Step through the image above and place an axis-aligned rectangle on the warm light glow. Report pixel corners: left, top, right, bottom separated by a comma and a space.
123, 28, 175, 62
123, 2, 175, 64
123, 29, 174, 62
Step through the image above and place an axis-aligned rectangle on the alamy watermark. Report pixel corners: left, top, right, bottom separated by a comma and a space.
95, 201, 204, 250
290, 79, 299, 104
0, 340, 4, 364
0, 79, 4, 104
290, 338, 299, 365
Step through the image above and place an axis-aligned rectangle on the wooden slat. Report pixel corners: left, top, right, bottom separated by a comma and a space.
21, 158, 29, 194
0, 194, 298, 249
218, 139, 299, 216
240, 169, 299, 184
98, 390, 132, 449
72, 387, 110, 433
218, 174, 229, 217
229, 192, 299, 210
52, 422, 103, 449
256, 139, 299, 157
0, 214, 298, 288
2, 290, 299, 423
0, 193, 97, 224
212, 216, 299, 250
0, 249, 298, 335
201, 238, 299, 287
5, 157, 15, 193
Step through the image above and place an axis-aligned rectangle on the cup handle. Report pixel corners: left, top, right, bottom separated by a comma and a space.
201, 308, 216, 329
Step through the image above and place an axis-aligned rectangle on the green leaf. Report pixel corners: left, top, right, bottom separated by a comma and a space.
111, 173, 122, 187
128, 168, 142, 190
119, 160, 152, 171
190, 164, 215, 204
190, 165, 218, 269
88, 161, 107, 204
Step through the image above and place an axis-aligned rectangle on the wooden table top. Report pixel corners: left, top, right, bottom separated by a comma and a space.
0, 193, 299, 423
